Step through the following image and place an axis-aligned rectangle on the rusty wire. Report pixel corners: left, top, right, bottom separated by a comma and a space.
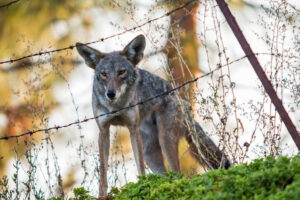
0, 63, 223, 141
0, 52, 285, 141
0, 0, 20, 9
0, 0, 197, 65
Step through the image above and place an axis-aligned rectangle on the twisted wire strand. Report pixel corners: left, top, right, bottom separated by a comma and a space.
0, 0, 197, 65
0, 64, 222, 141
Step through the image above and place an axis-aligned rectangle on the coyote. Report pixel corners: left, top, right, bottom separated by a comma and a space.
76, 35, 230, 197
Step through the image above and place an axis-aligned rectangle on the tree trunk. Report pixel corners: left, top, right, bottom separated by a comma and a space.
166, 1, 200, 104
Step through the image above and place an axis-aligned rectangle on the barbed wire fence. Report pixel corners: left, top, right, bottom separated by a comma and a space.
0, 54, 275, 142
0, 52, 292, 142
0, 66, 219, 141
0, 0, 299, 199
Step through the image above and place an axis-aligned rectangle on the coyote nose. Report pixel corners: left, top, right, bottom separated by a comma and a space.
106, 90, 116, 99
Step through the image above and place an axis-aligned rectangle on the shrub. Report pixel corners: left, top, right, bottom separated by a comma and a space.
46, 154, 300, 200
111, 154, 300, 200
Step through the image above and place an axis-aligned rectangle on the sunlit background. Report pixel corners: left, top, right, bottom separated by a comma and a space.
0, 0, 299, 198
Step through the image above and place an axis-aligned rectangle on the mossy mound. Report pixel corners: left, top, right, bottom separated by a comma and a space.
111, 154, 300, 200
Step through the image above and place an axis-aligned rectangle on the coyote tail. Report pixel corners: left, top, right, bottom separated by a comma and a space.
184, 120, 231, 170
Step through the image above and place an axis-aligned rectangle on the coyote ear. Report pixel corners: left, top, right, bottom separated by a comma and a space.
76, 43, 104, 69
122, 35, 146, 65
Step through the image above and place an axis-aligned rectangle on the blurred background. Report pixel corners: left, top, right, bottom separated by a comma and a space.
0, 0, 299, 198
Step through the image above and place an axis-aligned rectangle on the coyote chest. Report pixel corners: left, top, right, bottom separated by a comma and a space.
92, 100, 138, 127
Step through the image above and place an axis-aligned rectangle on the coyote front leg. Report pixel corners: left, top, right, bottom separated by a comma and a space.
129, 124, 145, 175
157, 103, 181, 173
98, 127, 110, 197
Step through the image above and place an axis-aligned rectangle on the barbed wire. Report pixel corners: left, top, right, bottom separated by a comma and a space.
0, 0, 20, 9
0, 52, 289, 141
1, 51, 296, 72
0, 64, 224, 141
0, 0, 197, 65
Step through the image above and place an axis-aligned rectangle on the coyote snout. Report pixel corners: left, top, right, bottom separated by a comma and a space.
106, 90, 115, 99
76, 35, 230, 198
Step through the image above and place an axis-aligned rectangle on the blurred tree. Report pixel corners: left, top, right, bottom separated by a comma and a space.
0, 0, 100, 176
162, 0, 245, 102
163, 0, 200, 103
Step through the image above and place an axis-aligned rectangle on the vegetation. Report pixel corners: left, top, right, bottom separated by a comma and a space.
45, 154, 300, 200
47, 187, 95, 200
0, 0, 299, 199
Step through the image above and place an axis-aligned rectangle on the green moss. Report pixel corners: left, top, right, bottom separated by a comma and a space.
112, 154, 300, 200
44, 154, 300, 200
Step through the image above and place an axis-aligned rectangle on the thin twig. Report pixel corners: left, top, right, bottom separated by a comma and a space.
216, 0, 300, 150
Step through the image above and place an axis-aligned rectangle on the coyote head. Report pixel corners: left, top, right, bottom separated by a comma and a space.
76, 35, 146, 103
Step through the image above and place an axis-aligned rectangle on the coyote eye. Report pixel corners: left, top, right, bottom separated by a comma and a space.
100, 71, 107, 78
118, 69, 127, 76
